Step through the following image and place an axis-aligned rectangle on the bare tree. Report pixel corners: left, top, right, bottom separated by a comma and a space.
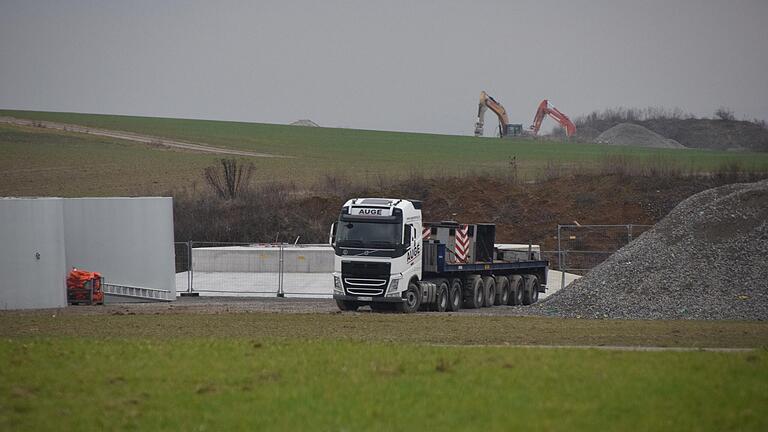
203, 158, 255, 200
714, 107, 735, 121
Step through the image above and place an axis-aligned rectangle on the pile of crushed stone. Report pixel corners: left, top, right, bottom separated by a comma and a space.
596, 123, 686, 149
533, 179, 768, 320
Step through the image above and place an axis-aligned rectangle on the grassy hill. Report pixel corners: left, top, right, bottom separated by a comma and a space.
2, 109, 768, 196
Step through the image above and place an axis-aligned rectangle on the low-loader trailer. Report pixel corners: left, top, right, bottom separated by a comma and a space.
330, 198, 548, 313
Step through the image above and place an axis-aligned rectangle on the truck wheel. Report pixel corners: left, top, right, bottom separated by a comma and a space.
508, 275, 523, 306
482, 276, 496, 307
522, 275, 540, 305
448, 278, 462, 312
335, 299, 360, 311
397, 282, 421, 313
495, 275, 510, 305
436, 280, 449, 312
463, 277, 483, 309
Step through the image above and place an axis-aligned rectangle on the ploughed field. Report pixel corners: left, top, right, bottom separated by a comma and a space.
1, 306, 767, 430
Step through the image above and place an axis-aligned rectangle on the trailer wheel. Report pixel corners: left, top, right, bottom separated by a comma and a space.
335, 300, 360, 311
396, 282, 421, 313
530, 276, 540, 304
448, 278, 462, 312
435, 280, 449, 312
463, 277, 483, 309
508, 275, 523, 306
522, 275, 540, 305
495, 276, 510, 305
482, 276, 496, 307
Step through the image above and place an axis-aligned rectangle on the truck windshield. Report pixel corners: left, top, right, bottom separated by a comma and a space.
336, 221, 401, 247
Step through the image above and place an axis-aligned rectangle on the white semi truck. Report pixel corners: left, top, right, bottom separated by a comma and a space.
330, 198, 548, 313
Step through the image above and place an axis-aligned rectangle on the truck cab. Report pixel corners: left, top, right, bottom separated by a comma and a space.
330, 198, 423, 312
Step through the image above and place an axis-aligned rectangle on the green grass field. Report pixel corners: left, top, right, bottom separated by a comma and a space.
1, 311, 767, 430
2, 109, 768, 196
2, 338, 766, 431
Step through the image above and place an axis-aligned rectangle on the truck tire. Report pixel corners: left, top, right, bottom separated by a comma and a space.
396, 282, 421, 313
530, 276, 540, 304
482, 276, 496, 307
336, 299, 360, 311
495, 275, 510, 305
508, 275, 523, 306
522, 275, 540, 305
463, 276, 484, 309
448, 278, 462, 312
435, 280, 449, 312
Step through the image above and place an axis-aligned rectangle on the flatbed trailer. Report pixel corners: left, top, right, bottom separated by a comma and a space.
331, 198, 549, 313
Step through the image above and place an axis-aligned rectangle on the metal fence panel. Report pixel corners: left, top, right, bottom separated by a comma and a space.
278, 244, 334, 297
187, 242, 282, 296
176, 243, 334, 298
557, 224, 651, 275
174, 242, 191, 294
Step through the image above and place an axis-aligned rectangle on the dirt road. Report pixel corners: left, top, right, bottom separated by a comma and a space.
3, 297, 766, 348
0, 116, 290, 158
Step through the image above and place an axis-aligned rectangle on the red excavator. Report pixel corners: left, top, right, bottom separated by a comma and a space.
530, 99, 576, 137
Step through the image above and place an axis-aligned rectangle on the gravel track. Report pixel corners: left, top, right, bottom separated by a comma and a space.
10, 296, 556, 316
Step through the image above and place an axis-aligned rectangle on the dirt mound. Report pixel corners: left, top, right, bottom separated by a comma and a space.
535, 179, 768, 320
596, 123, 686, 149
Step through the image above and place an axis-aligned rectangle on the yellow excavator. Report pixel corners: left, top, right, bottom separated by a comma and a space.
474, 91, 523, 138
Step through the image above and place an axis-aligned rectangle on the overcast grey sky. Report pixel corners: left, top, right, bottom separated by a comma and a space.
1, 0, 767, 136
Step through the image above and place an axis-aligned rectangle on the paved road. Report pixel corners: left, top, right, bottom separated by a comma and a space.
0, 116, 291, 158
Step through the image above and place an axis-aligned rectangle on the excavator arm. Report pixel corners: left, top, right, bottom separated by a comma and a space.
475, 91, 510, 137
530, 99, 576, 137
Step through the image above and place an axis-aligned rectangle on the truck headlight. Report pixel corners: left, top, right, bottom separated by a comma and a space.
386, 277, 401, 297
333, 275, 343, 295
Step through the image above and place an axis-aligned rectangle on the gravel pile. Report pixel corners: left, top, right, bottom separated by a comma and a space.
596, 123, 686, 149
534, 179, 768, 320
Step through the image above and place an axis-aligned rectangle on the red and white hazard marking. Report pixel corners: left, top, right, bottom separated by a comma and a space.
422, 225, 431, 241
455, 225, 469, 262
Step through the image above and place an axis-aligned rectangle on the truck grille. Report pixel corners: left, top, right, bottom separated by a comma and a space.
342, 261, 391, 296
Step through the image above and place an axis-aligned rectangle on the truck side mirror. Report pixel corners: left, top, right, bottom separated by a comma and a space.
329, 222, 337, 245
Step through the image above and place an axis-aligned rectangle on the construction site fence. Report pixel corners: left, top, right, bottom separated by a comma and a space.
174, 226, 650, 297
554, 224, 652, 275
174, 242, 333, 298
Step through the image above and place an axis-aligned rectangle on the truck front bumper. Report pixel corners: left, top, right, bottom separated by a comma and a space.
333, 294, 405, 303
